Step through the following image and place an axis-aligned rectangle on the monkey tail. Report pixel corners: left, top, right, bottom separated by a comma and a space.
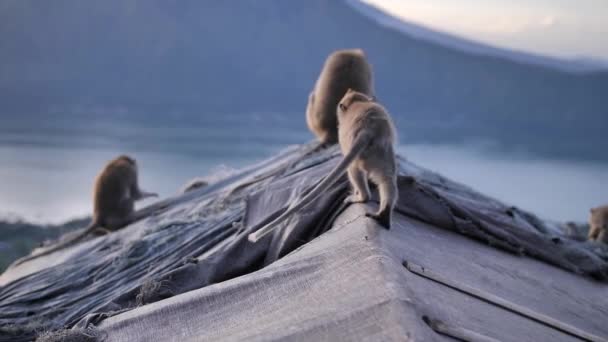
11, 220, 101, 267
248, 133, 373, 243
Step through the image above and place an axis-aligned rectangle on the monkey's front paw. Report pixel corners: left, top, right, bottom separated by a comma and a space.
365, 212, 391, 230
344, 195, 369, 205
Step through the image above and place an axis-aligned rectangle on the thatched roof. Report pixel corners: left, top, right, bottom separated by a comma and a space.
1, 142, 607, 341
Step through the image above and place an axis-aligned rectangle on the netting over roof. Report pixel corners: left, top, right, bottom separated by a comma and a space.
1, 142, 607, 341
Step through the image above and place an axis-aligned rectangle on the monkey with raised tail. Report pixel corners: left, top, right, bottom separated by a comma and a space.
249, 89, 397, 243
589, 205, 608, 244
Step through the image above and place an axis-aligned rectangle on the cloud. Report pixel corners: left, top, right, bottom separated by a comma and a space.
362, 0, 607, 59
540, 15, 558, 28
481, 14, 560, 34
362, 0, 562, 35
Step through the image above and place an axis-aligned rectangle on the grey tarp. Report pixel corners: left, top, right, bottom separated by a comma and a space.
0, 142, 607, 341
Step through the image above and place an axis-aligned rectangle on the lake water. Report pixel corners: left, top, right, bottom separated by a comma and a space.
400, 144, 608, 223
0, 115, 606, 224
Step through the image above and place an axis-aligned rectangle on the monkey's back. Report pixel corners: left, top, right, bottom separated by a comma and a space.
338, 101, 396, 156
93, 158, 136, 222
307, 49, 374, 144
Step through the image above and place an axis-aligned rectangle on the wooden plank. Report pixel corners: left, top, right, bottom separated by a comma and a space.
405, 261, 607, 342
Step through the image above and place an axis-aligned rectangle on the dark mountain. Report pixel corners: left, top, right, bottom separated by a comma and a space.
0, 0, 607, 160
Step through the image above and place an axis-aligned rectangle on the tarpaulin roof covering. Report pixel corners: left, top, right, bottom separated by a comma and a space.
1, 142, 607, 341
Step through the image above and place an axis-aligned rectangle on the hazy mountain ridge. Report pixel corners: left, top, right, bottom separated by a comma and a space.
0, 0, 607, 160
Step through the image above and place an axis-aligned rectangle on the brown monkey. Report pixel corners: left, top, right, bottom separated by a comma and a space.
589, 205, 608, 244
180, 178, 209, 193
13, 155, 157, 264
306, 49, 374, 144
249, 89, 397, 243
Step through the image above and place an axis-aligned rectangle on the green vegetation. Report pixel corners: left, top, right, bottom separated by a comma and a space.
0, 218, 90, 272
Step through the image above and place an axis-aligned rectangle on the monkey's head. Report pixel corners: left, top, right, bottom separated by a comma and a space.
115, 155, 137, 168
590, 206, 608, 231
338, 89, 374, 115
116, 155, 136, 163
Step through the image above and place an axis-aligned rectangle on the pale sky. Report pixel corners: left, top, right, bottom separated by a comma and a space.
363, 0, 608, 60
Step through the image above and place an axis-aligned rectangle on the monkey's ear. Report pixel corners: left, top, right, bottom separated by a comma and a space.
346, 88, 353, 93
591, 207, 597, 214
339, 103, 347, 111
370, 95, 377, 102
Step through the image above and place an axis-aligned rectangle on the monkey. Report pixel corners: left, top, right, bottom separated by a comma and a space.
248, 89, 397, 243
13, 155, 158, 265
588, 205, 608, 244
180, 178, 209, 193
306, 49, 374, 145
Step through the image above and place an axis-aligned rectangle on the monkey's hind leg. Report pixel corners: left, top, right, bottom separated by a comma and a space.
597, 229, 608, 244
588, 225, 600, 241
103, 214, 137, 232
365, 173, 397, 230
344, 166, 371, 204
